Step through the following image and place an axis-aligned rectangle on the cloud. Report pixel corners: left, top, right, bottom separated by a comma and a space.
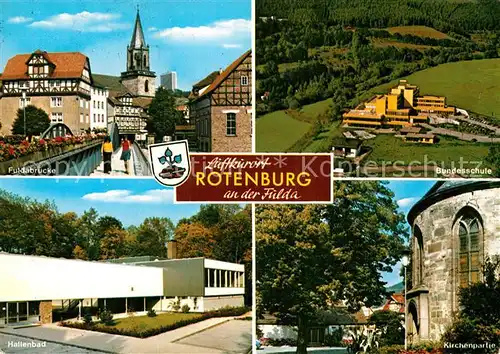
8, 16, 33, 24
397, 197, 418, 208
222, 43, 242, 49
147, 27, 158, 32
29, 11, 130, 32
154, 19, 251, 42
82, 189, 173, 203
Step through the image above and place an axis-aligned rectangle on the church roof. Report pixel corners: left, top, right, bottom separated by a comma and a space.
1, 51, 88, 80
407, 181, 500, 224
130, 10, 146, 48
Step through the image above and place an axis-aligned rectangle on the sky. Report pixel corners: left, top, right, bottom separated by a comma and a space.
381, 179, 436, 286
0, 177, 205, 226
0, 0, 251, 90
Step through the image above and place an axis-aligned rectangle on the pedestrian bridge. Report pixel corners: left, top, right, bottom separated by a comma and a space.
7, 123, 151, 176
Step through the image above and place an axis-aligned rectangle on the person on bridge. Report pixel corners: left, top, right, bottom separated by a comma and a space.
102, 136, 113, 174
121, 137, 131, 174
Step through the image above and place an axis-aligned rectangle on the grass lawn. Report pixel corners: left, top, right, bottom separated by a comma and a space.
304, 121, 344, 152
96, 312, 202, 332
366, 59, 500, 118
386, 26, 450, 39
371, 38, 434, 51
364, 135, 490, 167
256, 110, 311, 152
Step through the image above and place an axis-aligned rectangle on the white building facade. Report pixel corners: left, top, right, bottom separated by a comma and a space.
0, 253, 245, 325
161, 71, 177, 91
90, 86, 108, 131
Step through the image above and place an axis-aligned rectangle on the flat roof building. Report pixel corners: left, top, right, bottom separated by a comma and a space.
0, 252, 245, 325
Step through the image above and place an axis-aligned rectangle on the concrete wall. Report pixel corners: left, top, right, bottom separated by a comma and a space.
409, 186, 500, 341
259, 325, 298, 340
137, 258, 205, 297
203, 295, 244, 311
0, 253, 164, 302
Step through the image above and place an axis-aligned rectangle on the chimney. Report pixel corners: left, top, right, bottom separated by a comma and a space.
167, 240, 177, 259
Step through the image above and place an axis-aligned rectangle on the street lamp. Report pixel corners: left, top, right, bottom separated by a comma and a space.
401, 249, 410, 351
21, 89, 27, 137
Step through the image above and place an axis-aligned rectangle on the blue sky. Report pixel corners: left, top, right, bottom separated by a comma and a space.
381, 180, 436, 286
0, 178, 204, 226
0, 0, 251, 90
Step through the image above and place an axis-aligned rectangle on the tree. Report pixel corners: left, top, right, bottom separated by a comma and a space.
146, 87, 184, 141
132, 217, 175, 257
12, 105, 50, 136
369, 310, 404, 346
175, 222, 215, 258
256, 181, 407, 354
100, 227, 127, 260
485, 146, 500, 177
442, 259, 500, 353
76, 208, 100, 261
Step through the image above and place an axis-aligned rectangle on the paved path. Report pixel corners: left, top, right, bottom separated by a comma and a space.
90, 147, 135, 177
420, 123, 500, 143
455, 116, 500, 135
177, 319, 251, 354
260, 347, 347, 353
0, 315, 249, 354
0, 333, 105, 353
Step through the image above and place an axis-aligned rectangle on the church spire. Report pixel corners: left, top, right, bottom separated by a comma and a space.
130, 8, 146, 48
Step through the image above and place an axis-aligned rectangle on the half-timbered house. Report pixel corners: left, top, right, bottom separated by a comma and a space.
0, 50, 92, 135
189, 50, 252, 152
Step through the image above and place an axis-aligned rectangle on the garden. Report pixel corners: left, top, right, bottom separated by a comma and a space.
60, 306, 249, 338
0, 134, 106, 163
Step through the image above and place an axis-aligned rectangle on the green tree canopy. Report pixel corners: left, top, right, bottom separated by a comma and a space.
256, 181, 407, 354
146, 87, 184, 141
12, 105, 51, 136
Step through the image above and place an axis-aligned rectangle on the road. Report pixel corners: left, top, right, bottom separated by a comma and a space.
0, 333, 105, 354
177, 319, 252, 354
420, 123, 500, 143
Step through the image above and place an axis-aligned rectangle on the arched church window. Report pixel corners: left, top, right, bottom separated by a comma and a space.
413, 225, 424, 285
145, 80, 149, 93
458, 213, 481, 287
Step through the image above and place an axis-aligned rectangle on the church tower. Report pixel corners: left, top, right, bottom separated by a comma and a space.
121, 9, 156, 97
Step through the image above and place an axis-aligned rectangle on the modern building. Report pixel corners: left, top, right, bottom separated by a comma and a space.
161, 72, 177, 91
342, 80, 456, 128
0, 50, 92, 135
403, 132, 436, 144
406, 181, 500, 343
0, 244, 245, 325
92, 10, 156, 142
90, 85, 108, 131
189, 50, 252, 152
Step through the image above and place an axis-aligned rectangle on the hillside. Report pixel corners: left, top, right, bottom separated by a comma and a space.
386, 282, 404, 294
257, 0, 500, 33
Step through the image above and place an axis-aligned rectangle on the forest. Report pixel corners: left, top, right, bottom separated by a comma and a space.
257, 0, 500, 33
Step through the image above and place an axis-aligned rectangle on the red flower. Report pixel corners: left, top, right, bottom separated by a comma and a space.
39, 139, 46, 145
21, 140, 29, 146
8, 147, 15, 156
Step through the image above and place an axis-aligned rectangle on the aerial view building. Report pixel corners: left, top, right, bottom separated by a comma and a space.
342, 80, 456, 128
406, 181, 500, 343
189, 50, 252, 152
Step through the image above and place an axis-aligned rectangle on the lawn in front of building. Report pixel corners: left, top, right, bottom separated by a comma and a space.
363, 134, 490, 167
96, 312, 202, 333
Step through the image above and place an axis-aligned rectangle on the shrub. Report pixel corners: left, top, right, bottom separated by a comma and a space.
181, 304, 191, 313
169, 298, 181, 312
83, 312, 93, 327
369, 310, 404, 346
99, 309, 114, 326
147, 309, 157, 317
